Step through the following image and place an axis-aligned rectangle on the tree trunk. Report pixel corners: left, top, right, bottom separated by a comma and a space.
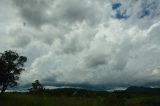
1, 84, 7, 94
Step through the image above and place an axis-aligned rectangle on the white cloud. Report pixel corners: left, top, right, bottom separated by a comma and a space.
0, 0, 160, 90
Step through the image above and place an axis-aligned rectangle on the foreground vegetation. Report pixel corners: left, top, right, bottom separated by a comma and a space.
0, 89, 160, 106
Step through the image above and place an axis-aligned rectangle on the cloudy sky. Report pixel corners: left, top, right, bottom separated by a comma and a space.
1, 0, 160, 90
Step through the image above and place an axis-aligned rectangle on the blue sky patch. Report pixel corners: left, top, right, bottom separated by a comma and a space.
112, 3, 129, 20
139, 3, 151, 18
115, 11, 129, 20
140, 9, 150, 18
112, 3, 121, 10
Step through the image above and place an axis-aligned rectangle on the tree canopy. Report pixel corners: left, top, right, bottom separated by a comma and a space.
0, 50, 27, 93
29, 80, 44, 94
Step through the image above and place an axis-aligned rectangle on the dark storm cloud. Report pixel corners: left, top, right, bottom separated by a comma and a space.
13, 0, 51, 27
13, 0, 103, 28
51, 0, 99, 25
84, 53, 107, 68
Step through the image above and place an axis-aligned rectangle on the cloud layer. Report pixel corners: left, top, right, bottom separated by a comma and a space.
1, 0, 160, 90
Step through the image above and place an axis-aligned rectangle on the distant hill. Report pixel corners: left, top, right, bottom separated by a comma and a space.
41, 88, 108, 97
27, 86, 160, 97
126, 86, 151, 92
125, 86, 160, 95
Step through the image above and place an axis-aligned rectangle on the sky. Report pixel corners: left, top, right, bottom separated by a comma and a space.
0, 0, 160, 90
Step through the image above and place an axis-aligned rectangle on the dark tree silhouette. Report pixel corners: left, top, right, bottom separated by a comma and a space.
32, 80, 44, 90
0, 50, 27, 93
30, 80, 44, 94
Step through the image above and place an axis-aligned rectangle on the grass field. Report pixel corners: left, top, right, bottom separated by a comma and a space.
0, 92, 160, 106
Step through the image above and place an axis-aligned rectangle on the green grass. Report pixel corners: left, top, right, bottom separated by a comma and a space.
0, 93, 160, 106
0, 94, 107, 106
125, 95, 160, 106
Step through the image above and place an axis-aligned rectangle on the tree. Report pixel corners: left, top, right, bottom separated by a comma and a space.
30, 80, 44, 94
0, 50, 27, 93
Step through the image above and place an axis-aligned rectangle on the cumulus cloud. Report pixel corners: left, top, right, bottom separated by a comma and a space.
0, 0, 160, 90
13, 0, 52, 27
